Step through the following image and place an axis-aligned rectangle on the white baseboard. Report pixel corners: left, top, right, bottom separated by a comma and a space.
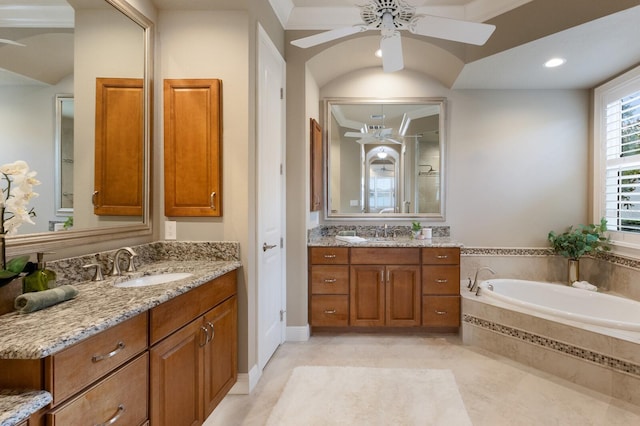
228, 364, 261, 395
286, 324, 310, 342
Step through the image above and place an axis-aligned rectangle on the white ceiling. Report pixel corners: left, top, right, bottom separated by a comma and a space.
274, 0, 640, 89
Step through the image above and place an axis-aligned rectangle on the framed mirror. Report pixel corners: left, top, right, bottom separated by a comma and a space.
54, 94, 74, 219
0, 0, 153, 255
325, 98, 446, 220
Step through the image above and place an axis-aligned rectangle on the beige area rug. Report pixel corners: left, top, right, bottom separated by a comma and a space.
266, 366, 472, 426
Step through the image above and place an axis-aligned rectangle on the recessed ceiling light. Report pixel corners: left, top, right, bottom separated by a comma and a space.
375, 49, 382, 58
544, 57, 566, 68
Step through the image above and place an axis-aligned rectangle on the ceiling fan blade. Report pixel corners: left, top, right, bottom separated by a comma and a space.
384, 138, 403, 145
380, 31, 403, 73
408, 15, 496, 46
0, 38, 26, 47
291, 25, 369, 48
345, 131, 366, 138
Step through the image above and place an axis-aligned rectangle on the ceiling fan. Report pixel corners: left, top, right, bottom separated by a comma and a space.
290, 0, 496, 72
0, 39, 25, 47
345, 126, 404, 145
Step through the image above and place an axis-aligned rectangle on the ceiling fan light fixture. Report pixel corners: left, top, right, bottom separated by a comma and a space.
377, 148, 388, 159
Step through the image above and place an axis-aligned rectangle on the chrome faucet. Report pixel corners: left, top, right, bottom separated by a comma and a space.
383, 223, 388, 238
109, 247, 137, 276
470, 266, 496, 293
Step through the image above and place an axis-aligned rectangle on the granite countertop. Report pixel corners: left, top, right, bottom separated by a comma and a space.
0, 390, 52, 426
308, 236, 463, 248
0, 258, 241, 360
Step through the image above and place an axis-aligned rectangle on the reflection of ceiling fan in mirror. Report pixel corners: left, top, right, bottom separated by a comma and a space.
290, 0, 496, 72
345, 126, 403, 145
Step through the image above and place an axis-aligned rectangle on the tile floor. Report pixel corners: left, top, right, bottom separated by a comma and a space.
204, 333, 640, 425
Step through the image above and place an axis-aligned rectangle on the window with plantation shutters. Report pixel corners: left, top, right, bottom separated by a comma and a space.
604, 90, 640, 233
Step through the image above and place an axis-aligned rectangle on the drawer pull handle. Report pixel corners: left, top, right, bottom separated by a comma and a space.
210, 192, 216, 210
435, 310, 448, 315
207, 321, 215, 343
323, 254, 337, 258
199, 326, 209, 347
436, 279, 448, 283
95, 404, 125, 426
92, 342, 125, 362
436, 255, 449, 259
324, 278, 337, 283
324, 309, 337, 314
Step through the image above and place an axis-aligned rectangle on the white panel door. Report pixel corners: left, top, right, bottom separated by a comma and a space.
257, 25, 286, 370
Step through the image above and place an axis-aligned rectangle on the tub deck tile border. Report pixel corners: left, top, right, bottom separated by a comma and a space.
463, 314, 640, 378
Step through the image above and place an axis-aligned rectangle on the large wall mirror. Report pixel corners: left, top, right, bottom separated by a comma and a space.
0, 0, 152, 255
325, 98, 446, 220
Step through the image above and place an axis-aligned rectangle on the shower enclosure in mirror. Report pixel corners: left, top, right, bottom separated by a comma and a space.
325, 98, 446, 220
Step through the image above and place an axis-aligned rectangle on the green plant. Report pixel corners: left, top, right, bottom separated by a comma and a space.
548, 218, 611, 260
411, 221, 421, 232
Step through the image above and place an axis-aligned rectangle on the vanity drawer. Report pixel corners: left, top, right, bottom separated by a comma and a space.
309, 247, 349, 265
48, 313, 148, 405
350, 248, 420, 265
311, 295, 349, 327
421, 248, 460, 265
422, 296, 460, 327
310, 265, 349, 294
422, 266, 460, 295
47, 352, 148, 426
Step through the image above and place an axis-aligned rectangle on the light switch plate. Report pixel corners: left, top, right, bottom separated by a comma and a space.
165, 221, 177, 240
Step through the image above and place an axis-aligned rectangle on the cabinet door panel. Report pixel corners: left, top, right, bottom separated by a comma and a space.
422, 296, 460, 327
350, 266, 385, 326
422, 265, 460, 295
311, 295, 349, 326
422, 248, 460, 265
94, 77, 144, 216
386, 266, 421, 326
164, 79, 222, 217
310, 265, 349, 294
150, 319, 204, 426
203, 296, 238, 418
48, 353, 148, 426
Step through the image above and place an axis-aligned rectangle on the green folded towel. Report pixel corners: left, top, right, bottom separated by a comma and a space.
14, 285, 79, 313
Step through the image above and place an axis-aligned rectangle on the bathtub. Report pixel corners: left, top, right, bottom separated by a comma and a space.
477, 279, 640, 332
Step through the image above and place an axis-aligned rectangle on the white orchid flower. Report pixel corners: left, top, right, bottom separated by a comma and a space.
1, 160, 38, 235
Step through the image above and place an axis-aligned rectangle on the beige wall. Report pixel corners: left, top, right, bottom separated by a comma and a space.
285, 56, 589, 327
156, 1, 284, 377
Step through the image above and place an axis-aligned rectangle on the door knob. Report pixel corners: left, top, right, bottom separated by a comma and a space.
263, 242, 277, 252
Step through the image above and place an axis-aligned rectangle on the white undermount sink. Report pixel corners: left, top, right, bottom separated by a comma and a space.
113, 272, 193, 288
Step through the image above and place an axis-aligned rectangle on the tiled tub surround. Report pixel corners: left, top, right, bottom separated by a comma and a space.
0, 241, 241, 424
461, 248, 640, 406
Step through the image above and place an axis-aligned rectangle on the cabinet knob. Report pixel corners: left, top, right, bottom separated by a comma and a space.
324, 309, 337, 314
436, 255, 448, 259
436, 279, 448, 283
435, 310, 448, 315
324, 278, 337, 283
323, 254, 336, 258
91, 341, 125, 362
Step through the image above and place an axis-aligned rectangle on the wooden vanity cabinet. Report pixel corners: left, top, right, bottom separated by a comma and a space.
309, 247, 349, 327
350, 248, 421, 327
149, 271, 237, 425
422, 247, 461, 328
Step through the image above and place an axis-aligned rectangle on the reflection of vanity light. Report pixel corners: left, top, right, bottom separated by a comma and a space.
375, 49, 382, 58
377, 149, 388, 159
